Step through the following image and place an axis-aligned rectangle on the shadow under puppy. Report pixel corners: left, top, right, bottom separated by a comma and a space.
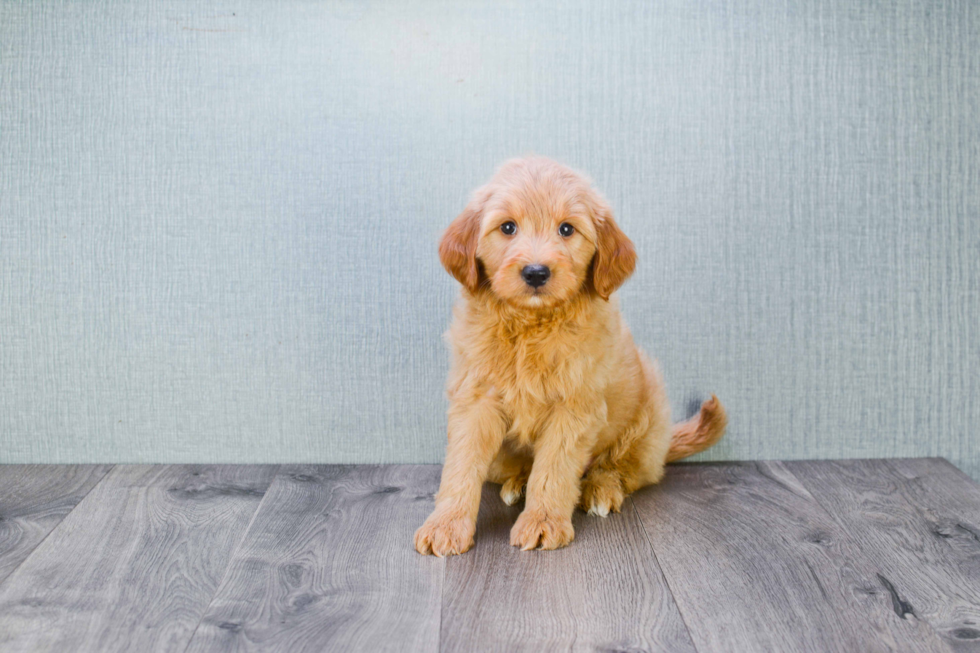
415, 156, 727, 556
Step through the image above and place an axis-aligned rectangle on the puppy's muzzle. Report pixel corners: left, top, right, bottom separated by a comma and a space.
521, 264, 551, 288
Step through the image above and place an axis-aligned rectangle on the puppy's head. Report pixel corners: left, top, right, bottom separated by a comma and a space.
439, 156, 635, 308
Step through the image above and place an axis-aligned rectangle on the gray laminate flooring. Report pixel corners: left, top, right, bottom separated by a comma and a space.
0, 459, 977, 652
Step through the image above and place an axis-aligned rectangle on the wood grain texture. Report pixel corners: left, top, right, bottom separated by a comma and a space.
1, 460, 978, 651
787, 458, 980, 651
633, 461, 950, 653
440, 484, 697, 653
0, 464, 113, 584
0, 465, 278, 653
184, 465, 444, 653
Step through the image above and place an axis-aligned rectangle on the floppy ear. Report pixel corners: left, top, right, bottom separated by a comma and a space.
439, 188, 489, 292
589, 199, 636, 300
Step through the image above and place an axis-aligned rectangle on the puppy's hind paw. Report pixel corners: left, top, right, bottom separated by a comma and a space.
588, 503, 611, 517
500, 476, 525, 506
579, 479, 624, 518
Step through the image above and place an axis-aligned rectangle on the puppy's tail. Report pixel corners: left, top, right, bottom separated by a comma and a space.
666, 394, 727, 463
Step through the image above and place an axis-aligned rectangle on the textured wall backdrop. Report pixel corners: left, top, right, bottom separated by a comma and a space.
1, 1, 978, 477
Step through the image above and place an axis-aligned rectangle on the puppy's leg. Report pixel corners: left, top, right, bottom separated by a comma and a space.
580, 416, 671, 516
582, 356, 673, 516
415, 396, 506, 557
510, 407, 601, 551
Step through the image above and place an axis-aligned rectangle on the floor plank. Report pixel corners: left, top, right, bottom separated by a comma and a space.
440, 484, 697, 653
787, 458, 980, 651
0, 464, 113, 584
1, 460, 974, 651
633, 461, 949, 653
184, 465, 444, 653
0, 464, 278, 653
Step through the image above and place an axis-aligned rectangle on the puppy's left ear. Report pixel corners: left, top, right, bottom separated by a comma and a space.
589, 194, 636, 300
439, 187, 490, 292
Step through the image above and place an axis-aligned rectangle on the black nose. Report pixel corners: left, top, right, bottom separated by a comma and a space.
521, 264, 551, 288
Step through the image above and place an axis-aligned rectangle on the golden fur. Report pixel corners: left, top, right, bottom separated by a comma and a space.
414, 156, 727, 556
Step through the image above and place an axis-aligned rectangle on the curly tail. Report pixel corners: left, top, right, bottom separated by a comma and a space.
666, 394, 728, 463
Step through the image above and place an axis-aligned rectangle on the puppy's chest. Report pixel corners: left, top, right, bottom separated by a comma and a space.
481, 330, 592, 414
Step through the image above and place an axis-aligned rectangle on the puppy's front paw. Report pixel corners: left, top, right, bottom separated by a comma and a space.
510, 509, 574, 551
414, 512, 475, 557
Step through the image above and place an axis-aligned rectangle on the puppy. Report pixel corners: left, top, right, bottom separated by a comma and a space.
414, 156, 726, 556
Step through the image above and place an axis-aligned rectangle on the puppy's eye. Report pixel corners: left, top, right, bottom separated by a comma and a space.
500, 221, 517, 236
559, 222, 575, 237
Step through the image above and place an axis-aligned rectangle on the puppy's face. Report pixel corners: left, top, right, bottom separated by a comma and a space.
440, 157, 636, 307
475, 186, 599, 308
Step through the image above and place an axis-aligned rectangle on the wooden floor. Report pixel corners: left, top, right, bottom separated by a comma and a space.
1, 460, 979, 652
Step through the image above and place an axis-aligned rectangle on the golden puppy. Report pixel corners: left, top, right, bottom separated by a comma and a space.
414, 156, 726, 556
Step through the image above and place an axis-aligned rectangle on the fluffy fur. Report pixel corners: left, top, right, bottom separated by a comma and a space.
414, 156, 726, 556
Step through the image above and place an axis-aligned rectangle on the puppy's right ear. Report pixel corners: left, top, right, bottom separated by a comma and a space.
439, 188, 489, 292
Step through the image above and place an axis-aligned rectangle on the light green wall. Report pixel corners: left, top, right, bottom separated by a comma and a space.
1, 0, 978, 478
